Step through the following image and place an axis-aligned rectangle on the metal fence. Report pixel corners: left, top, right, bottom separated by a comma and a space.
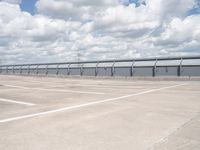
0, 56, 200, 77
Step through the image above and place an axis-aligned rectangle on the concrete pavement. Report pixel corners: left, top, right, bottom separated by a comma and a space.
0, 75, 199, 150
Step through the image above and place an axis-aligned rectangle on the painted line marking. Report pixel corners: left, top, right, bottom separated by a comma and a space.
26, 79, 176, 89
3, 84, 105, 95
0, 83, 187, 123
50, 84, 143, 89
2, 78, 173, 89
0, 98, 35, 106
11, 79, 144, 89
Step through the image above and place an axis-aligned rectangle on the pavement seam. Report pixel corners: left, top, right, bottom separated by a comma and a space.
147, 112, 200, 150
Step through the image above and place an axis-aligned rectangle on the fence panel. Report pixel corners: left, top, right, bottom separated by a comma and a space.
182, 66, 200, 76
114, 67, 131, 76
82, 68, 96, 76
156, 66, 178, 76
97, 67, 112, 76
1, 56, 200, 77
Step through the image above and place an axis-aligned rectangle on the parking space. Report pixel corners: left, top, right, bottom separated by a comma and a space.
0, 75, 199, 150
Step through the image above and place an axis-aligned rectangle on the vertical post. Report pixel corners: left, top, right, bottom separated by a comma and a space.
67, 64, 71, 75
6, 66, 8, 74
80, 64, 84, 76
95, 62, 99, 76
177, 58, 183, 77
111, 61, 115, 76
45, 65, 48, 75
131, 60, 135, 76
0, 66, 2, 74
165, 66, 168, 73
152, 59, 158, 77
36, 65, 39, 75
12, 65, 14, 74
20, 66, 22, 74
56, 64, 59, 75
104, 67, 107, 76
28, 65, 30, 75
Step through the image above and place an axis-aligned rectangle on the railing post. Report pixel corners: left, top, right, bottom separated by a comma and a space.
56, 64, 59, 75
20, 66, 22, 74
111, 61, 115, 76
165, 66, 168, 73
67, 64, 71, 75
131, 60, 135, 77
28, 65, 30, 75
80, 64, 84, 76
0, 66, 2, 74
95, 62, 99, 76
36, 65, 39, 75
6, 66, 8, 74
152, 59, 158, 77
45, 65, 48, 75
12, 66, 14, 74
177, 58, 183, 76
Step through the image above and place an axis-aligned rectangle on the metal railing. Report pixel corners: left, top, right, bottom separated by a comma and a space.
0, 56, 200, 77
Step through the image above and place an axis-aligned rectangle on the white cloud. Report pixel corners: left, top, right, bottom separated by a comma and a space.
150, 15, 200, 55
0, 0, 21, 4
0, 0, 200, 64
147, 0, 195, 19
36, 0, 119, 21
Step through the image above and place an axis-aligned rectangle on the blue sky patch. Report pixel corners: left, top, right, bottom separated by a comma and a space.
120, 0, 146, 7
20, 0, 37, 15
187, 0, 200, 15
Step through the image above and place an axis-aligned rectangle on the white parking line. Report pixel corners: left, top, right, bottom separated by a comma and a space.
50, 84, 143, 89
19, 79, 145, 89
3, 84, 105, 95
3, 84, 30, 89
0, 98, 35, 106
13, 80, 143, 89
0, 83, 187, 123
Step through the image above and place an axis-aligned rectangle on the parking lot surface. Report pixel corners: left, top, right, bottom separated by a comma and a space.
0, 75, 199, 150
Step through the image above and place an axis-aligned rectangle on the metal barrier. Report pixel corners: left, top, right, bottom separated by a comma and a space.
0, 56, 200, 77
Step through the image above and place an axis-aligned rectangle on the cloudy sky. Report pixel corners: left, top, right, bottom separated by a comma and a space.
0, 0, 200, 64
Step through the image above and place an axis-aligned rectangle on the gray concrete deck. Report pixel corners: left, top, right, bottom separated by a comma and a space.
0, 75, 199, 150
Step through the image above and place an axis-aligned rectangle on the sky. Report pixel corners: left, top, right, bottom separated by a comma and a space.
20, 0, 37, 15
0, 0, 200, 64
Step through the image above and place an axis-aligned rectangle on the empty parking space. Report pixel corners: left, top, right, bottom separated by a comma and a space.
0, 75, 199, 150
